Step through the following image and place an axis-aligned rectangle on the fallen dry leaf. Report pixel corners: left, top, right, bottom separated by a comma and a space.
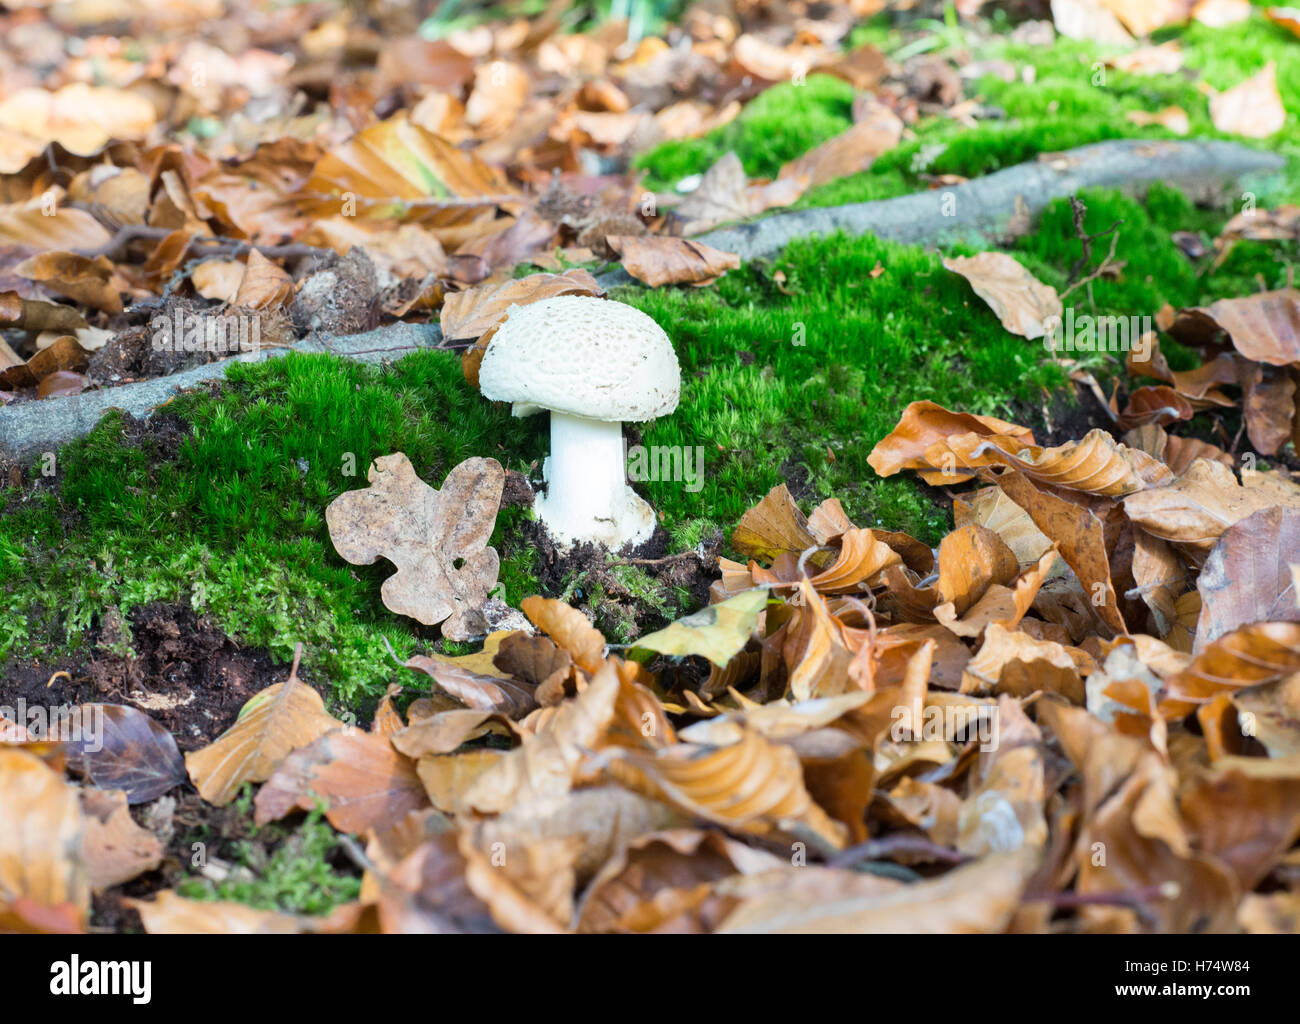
943, 253, 1063, 340
184, 649, 344, 805
607, 235, 740, 287
326, 454, 505, 639
1210, 63, 1287, 139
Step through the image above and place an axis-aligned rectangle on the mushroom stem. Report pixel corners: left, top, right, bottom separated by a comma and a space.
536, 412, 655, 550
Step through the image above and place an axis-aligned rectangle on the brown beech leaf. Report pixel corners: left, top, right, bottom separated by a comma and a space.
393, 709, 510, 758
1233, 676, 1300, 758
959, 622, 1091, 703
231, 249, 294, 309
607, 724, 848, 851
326, 454, 505, 640
935, 547, 1059, 639
1122, 424, 1234, 476
1168, 288, 1300, 366
718, 847, 1038, 933
1123, 459, 1300, 556
1180, 758, 1300, 891
995, 471, 1127, 634
867, 401, 1034, 483
1116, 385, 1193, 431
675, 152, 806, 235
1163, 622, 1300, 714
184, 651, 343, 806
938, 428, 1159, 497
784, 579, 859, 701
1075, 752, 1239, 933
935, 524, 1020, 617
1126, 107, 1190, 135
777, 102, 903, 188
253, 727, 429, 833
1129, 529, 1189, 638
731, 483, 819, 561
299, 111, 515, 218
807, 528, 902, 592
954, 485, 1055, 569
1196, 507, 1300, 649
441, 268, 604, 343
1239, 360, 1296, 456
576, 828, 785, 934
397, 653, 537, 718
14, 252, 122, 313
0, 749, 88, 924
462, 661, 620, 814
942, 252, 1063, 340
1239, 893, 1300, 934
79, 789, 162, 892
128, 890, 309, 934
607, 235, 740, 287
957, 739, 1048, 856
521, 595, 607, 674
65, 704, 186, 805
1210, 63, 1287, 139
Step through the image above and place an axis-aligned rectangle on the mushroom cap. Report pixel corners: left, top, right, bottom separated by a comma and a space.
477, 295, 680, 421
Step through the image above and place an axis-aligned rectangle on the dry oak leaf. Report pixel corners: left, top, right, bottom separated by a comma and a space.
778, 102, 903, 189
942, 252, 1063, 340
718, 846, 1039, 934
867, 400, 1034, 483
184, 653, 344, 806
462, 660, 620, 814
253, 727, 429, 834
938, 428, 1160, 497
1210, 63, 1287, 139
0, 748, 88, 922
606, 724, 849, 851
327, 454, 505, 640
442, 268, 604, 343
607, 235, 740, 287
79, 789, 163, 893
1122, 459, 1300, 555
1161, 622, 1300, 716
1196, 507, 1300, 649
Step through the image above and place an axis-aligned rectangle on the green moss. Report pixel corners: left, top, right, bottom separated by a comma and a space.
640, 12, 1300, 213
635, 75, 857, 188
175, 796, 360, 917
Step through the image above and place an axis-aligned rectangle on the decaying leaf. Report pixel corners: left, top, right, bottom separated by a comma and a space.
606, 235, 740, 287
184, 651, 344, 805
326, 454, 505, 639
633, 589, 769, 667
943, 253, 1063, 340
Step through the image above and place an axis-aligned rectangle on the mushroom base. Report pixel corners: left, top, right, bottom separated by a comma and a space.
535, 413, 657, 551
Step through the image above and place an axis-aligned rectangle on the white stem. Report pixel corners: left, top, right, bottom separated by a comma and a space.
536, 412, 655, 549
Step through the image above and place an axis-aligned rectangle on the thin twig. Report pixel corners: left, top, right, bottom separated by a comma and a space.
827, 835, 968, 869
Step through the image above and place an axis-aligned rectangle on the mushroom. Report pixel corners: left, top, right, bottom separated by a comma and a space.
477, 295, 681, 550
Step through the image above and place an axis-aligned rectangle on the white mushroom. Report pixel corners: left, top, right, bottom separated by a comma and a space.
477, 295, 681, 550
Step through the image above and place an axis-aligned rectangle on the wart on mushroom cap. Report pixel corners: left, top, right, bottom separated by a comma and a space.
477, 295, 681, 550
